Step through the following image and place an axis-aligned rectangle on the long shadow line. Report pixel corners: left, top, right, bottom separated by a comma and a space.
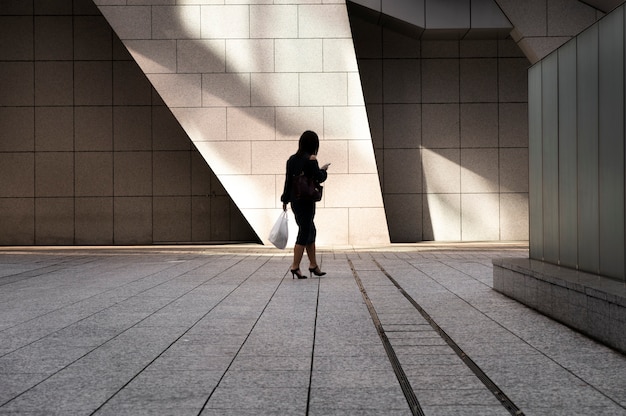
305, 268, 321, 416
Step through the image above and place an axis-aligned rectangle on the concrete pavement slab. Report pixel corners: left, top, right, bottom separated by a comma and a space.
0, 244, 625, 415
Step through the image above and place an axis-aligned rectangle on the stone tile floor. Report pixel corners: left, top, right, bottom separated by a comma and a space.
0, 243, 625, 415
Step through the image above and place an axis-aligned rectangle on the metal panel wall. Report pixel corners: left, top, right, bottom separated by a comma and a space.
529, 4, 626, 281
598, 9, 625, 279
528, 63, 543, 260
541, 52, 560, 264
557, 40, 578, 269
576, 24, 600, 274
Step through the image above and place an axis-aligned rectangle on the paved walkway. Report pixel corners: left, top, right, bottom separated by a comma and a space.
0, 244, 625, 416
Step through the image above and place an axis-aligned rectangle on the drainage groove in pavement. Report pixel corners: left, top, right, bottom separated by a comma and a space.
348, 259, 426, 416
372, 259, 525, 416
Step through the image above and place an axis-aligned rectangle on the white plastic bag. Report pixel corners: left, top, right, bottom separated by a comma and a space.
268, 211, 289, 249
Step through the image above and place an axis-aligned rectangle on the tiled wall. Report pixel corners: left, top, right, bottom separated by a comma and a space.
350, 14, 530, 242
495, 0, 603, 64
0, 0, 531, 245
94, 1, 390, 247
0, 0, 258, 245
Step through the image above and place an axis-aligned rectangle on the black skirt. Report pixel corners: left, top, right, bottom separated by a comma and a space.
291, 198, 316, 245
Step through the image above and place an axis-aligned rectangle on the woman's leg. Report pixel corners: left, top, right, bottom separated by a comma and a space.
291, 200, 310, 271
305, 242, 325, 276
292, 244, 305, 270
305, 243, 317, 269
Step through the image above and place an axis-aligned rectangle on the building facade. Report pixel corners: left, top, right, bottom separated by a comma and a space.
0, 0, 612, 246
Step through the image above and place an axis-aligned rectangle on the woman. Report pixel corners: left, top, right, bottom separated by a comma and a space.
281, 130, 330, 279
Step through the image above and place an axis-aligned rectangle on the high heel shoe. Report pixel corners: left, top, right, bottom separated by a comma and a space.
290, 268, 307, 279
309, 266, 326, 277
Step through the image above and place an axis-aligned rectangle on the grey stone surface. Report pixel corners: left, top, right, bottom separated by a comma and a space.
494, 257, 626, 354
0, 244, 625, 416
411, 388, 500, 407
204, 386, 308, 412
420, 405, 509, 415
309, 386, 409, 410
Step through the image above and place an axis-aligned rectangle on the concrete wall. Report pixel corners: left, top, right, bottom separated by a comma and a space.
528, 3, 626, 281
495, 0, 604, 64
0, 0, 258, 245
350, 14, 530, 242
0, 0, 534, 246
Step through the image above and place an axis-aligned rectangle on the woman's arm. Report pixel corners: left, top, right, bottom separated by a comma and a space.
306, 157, 328, 183
280, 159, 291, 204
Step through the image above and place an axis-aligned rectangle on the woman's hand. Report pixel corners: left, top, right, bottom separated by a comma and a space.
321, 163, 331, 170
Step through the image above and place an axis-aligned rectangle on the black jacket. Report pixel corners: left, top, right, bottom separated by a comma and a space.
281, 153, 328, 204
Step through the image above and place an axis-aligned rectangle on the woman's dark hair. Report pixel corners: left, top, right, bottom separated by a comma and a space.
297, 130, 319, 156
